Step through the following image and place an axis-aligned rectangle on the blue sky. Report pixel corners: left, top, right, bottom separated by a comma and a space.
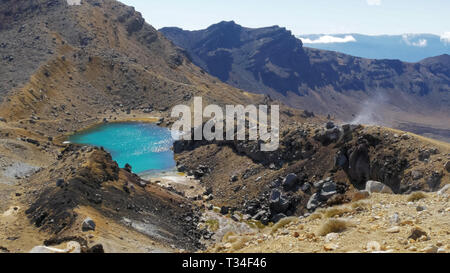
119, 0, 449, 35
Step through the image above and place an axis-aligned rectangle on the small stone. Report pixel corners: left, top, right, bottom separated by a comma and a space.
390, 213, 400, 224
231, 214, 241, 222
366, 241, 381, 252
325, 232, 339, 242
323, 243, 339, 251
437, 248, 446, 253
418, 235, 429, 242
421, 245, 438, 253
82, 217, 96, 232
386, 226, 400, 233
408, 227, 427, 240
408, 246, 417, 251
324, 243, 339, 251
230, 175, 238, 182
56, 178, 64, 187
416, 206, 426, 212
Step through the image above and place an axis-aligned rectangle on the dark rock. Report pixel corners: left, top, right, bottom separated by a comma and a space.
124, 163, 132, 173
418, 150, 431, 161
427, 172, 442, 190
319, 181, 338, 200
347, 142, 370, 186
220, 206, 229, 215
282, 173, 300, 191
325, 121, 335, 129
25, 138, 40, 146
321, 181, 337, 193
300, 182, 312, 193
82, 217, 96, 232
56, 178, 64, 187
271, 213, 287, 223
408, 227, 427, 240
194, 169, 205, 179
177, 164, 187, 172
334, 150, 348, 169
307, 193, 320, 210
314, 127, 341, 145
87, 244, 104, 253
269, 190, 290, 214
416, 206, 426, 212
411, 170, 423, 180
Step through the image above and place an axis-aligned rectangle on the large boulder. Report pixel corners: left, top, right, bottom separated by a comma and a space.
365, 181, 393, 194
348, 143, 370, 186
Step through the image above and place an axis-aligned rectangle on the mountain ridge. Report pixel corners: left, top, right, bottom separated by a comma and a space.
160, 21, 450, 142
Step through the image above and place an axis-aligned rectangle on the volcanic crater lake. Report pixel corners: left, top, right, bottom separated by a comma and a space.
69, 123, 177, 175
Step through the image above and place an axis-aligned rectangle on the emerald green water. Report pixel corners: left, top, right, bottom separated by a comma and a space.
69, 123, 176, 174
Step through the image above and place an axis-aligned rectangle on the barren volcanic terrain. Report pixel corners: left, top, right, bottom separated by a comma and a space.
0, 0, 448, 253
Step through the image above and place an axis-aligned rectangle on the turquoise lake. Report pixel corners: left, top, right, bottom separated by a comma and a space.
69, 123, 176, 174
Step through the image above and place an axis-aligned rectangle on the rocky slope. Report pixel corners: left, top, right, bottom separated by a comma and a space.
206, 190, 450, 253
160, 22, 450, 141
174, 120, 450, 224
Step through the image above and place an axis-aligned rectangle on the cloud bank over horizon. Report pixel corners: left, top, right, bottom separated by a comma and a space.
299, 35, 357, 44
441, 32, 450, 44
402, 34, 428, 47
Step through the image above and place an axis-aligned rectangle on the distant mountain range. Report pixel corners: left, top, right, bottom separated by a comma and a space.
298, 33, 450, 63
160, 22, 450, 141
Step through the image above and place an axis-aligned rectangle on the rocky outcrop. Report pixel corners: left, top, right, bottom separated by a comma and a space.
25, 145, 205, 251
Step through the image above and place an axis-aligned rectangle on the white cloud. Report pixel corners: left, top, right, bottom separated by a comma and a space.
66, 0, 81, 5
366, 0, 382, 6
441, 32, 450, 44
299, 35, 357, 44
402, 34, 428, 47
